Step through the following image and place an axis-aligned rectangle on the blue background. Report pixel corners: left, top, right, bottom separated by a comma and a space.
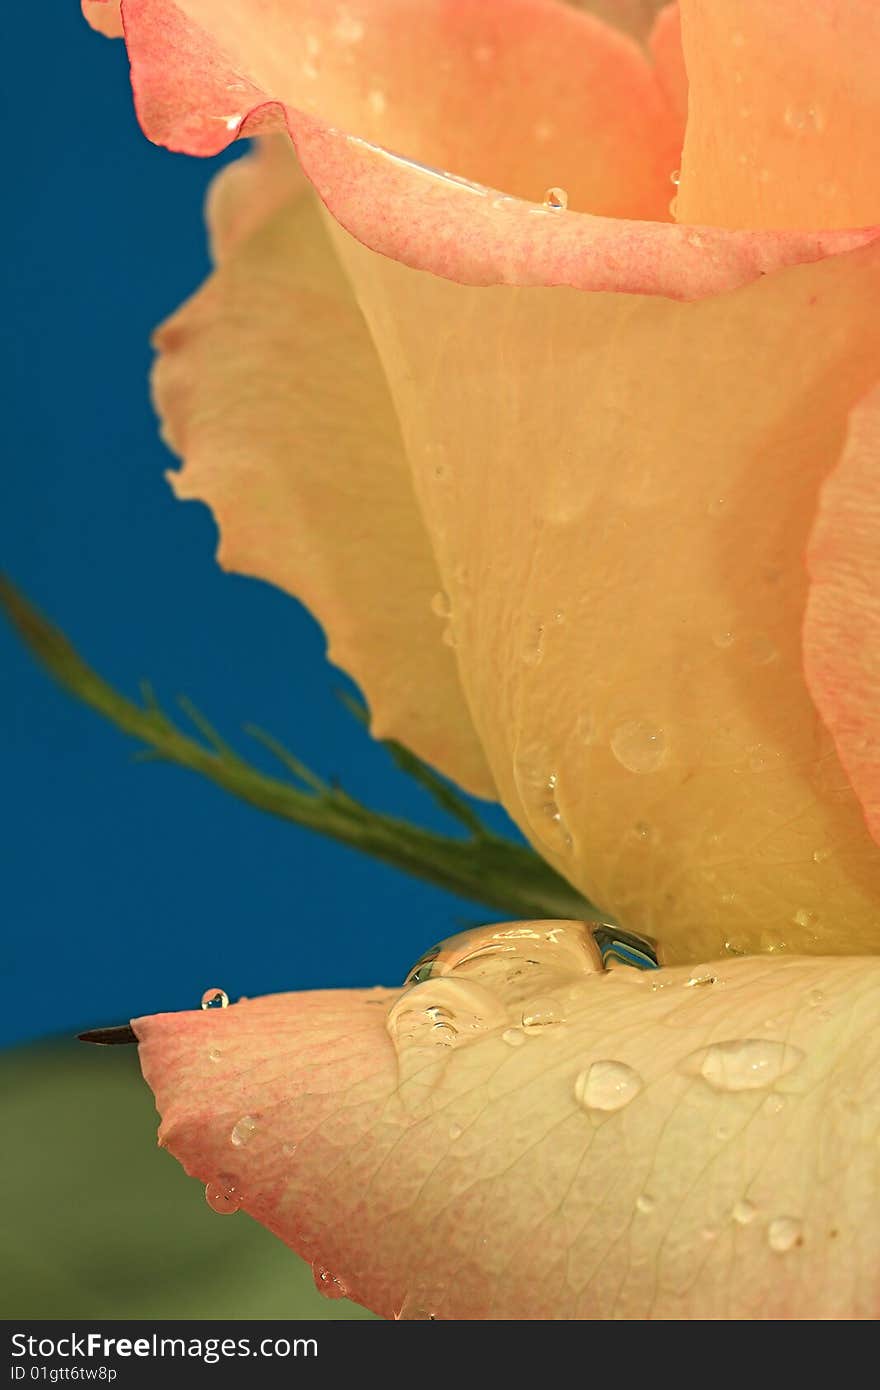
0, 5, 508, 1050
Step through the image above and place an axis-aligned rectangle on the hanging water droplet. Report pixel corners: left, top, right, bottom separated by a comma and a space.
767, 1216, 803, 1253
313, 1264, 349, 1299
205, 1175, 240, 1214
610, 721, 668, 774
575, 1060, 643, 1114
543, 186, 568, 211
208, 1047, 222, 1063
521, 997, 564, 1033
502, 1027, 527, 1048
680, 1038, 804, 1092
635, 1193, 655, 1215
430, 589, 451, 619
669, 168, 681, 186
201, 988, 228, 1010
731, 1198, 757, 1225
230, 1115, 257, 1148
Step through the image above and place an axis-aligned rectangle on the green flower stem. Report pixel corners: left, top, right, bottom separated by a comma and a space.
1, 576, 595, 922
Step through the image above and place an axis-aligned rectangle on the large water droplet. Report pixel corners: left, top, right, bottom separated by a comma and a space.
313, 1264, 349, 1299
767, 1216, 803, 1253
205, 1175, 240, 1214
230, 1115, 257, 1148
201, 988, 228, 1010
680, 1038, 804, 1092
543, 186, 568, 211
402, 921, 602, 999
610, 721, 668, 774
575, 1060, 643, 1113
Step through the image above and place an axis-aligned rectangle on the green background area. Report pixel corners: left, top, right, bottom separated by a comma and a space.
0, 1042, 376, 1320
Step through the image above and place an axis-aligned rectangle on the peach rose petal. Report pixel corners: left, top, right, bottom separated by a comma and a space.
649, 3, 688, 131
135, 954, 880, 1320
112, 0, 681, 220
155, 183, 493, 796
82, 0, 123, 38
328, 223, 880, 961
205, 137, 306, 265
676, 0, 880, 230
804, 385, 880, 847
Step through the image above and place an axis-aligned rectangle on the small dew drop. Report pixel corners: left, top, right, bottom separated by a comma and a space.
205, 1176, 240, 1215
208, 1047, 222, 1063
767, 1216, 803, 1253
812, 846, 831, 864
313, 1264, 349, 1299
712, 629, 736, 649
732, 1198, 757, 1225
201, 988, 229, 1010
502, 1027, 527, 1048
230, 1115, 257, 1148
521, 997, 564, 1034
521, 622, 545, 667
707, 496, 728, 517
449, 1122, 463, 1141
669, 168, 681, 186
784, 104, 824, 134
761, 1092, 786, 1117
430, 589, 451, 619
543, 186, 568, 211
635, 1193, 655, 1215
684, 972, 717, 988
575, 1060, 643, 1114
806, 988, 825, 1008
610, 720, 667, 774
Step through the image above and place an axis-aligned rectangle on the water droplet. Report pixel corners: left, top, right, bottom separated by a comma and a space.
502, 1027, 527, 1048
680, 1038, 804, 1092
230, 1115, 257, 1148
732, 1198, 757, 1225
784, 104, 824, 134
208, 1047, 222, 1062
334, 13, 365, 43
430, 589, 451, 619
513, 751, 574, 853
281, 1141, 297, 1157
635, 1193, 655, 1215
712, 629, 736, 649
793, 908, 819, 931
669, 168, 681, 186
387, 978, 507, 1063
521, 622, 545, 667
684, 972, 717, 988
543, 186, 568, 211
449, 1122, 463, 1141
201, 988, 228, 1010
224, 115, 242, 132
575, 1060, 643, 1114
367, 89, 386, 116
812, 846, 831, 864
707, 496, 728, 517
767, 1216, 802, 1253
313, 1264, 349, 1299
610, 721, 667, 774
761, 1092, 786, 1117
205, 1175, 240, 1214
806, 988, 824, 1008
521, 996, 564, 1033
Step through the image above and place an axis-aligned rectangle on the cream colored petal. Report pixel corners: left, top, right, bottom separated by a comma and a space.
155, 187, 493, 797
329, 223, 880, 961
136, 950, 880, 1319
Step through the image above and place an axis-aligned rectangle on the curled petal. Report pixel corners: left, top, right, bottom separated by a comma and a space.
804, 385, 880, 848
82, 0, 123, 37
136, 952, 880, 1320
676, 0, 880, 229
156, 171, 493, 796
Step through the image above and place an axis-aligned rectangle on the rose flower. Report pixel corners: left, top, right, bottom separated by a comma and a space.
84, 0, 880, 1318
